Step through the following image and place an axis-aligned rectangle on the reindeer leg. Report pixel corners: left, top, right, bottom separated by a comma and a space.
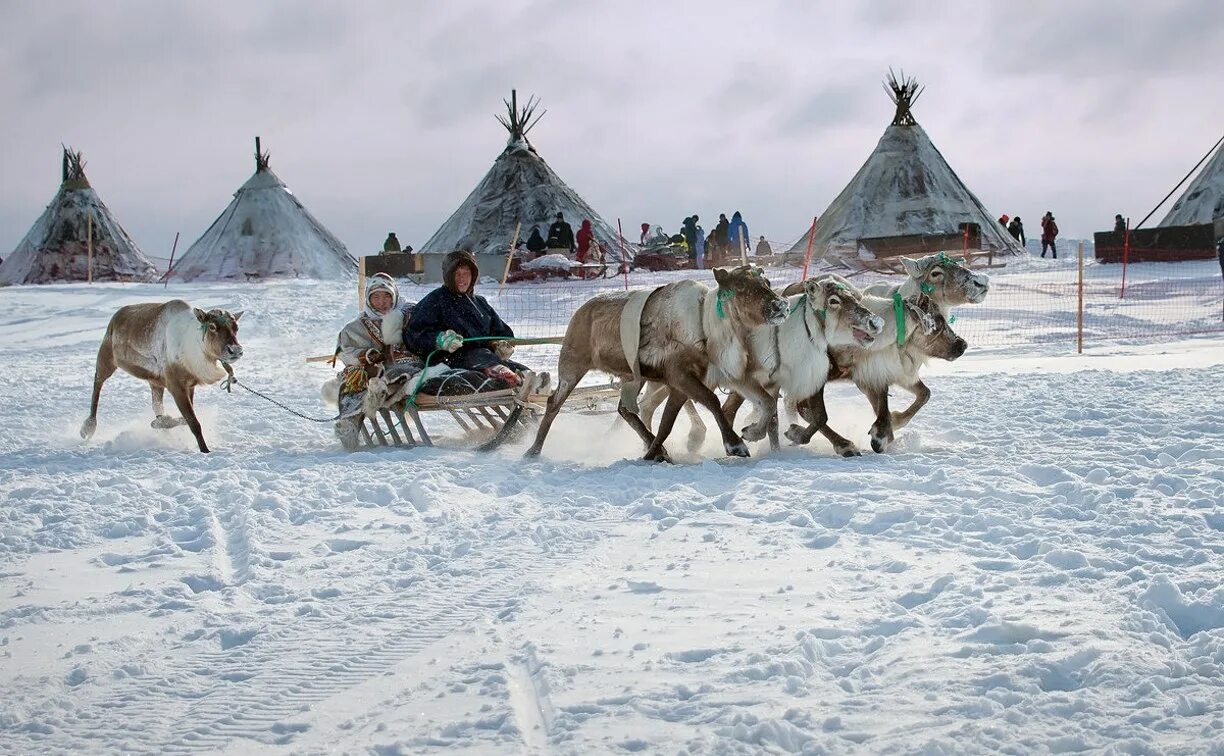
682, 400, 707, 453
673, 370, 749, 458
167, 376, 209, 453
721, 392, 745, 422
733, 381, 776, 443
786, 389, 860, 457
890, 379, 930, 431
867, 386, 894, 454
643, 390, 685, 463
524, 364, 588, 458
639, 382, 669, 429
618, 400, 660, 453
81, 337, 116, 439
149, 384, 186, 429
767, 406, 780, 451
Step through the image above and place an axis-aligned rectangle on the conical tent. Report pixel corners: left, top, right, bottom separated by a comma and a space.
1, 149, 157, 286
786, 72, 1024, 265
420, 91, 626, 260
170, 139, 356, 281
1158, 135, 1224, 227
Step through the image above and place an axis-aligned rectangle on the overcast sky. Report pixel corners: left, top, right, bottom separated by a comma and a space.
2, 0, 1222, 260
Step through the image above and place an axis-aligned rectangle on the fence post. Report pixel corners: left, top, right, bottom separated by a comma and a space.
499, 221, 521, 295
1077, 240, 1085, 354
1120, 217, 1130, 299
962, 224, 969, 262
801, 216, 818, 280
738, 226, 748, 267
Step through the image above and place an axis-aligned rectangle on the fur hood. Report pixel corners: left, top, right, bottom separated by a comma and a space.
364, 272, 400, 319
443, 250, 479, 294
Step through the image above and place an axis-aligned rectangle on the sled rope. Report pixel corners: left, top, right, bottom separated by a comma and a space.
226, 376, 341, 423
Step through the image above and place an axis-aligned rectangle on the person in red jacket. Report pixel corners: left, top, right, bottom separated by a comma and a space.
575, 219, 595, 263
1040, 211, 1059, 259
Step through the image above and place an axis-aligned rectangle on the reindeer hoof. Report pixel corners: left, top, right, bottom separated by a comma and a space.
784, 424, 809, 445
151, 415, 185, 430
725, 439, 751, 458
740, 422, 768, 443
643, 447, 674, 464
837, 445, 862, 458
870, 434, 891, 454
80, 417, 97, 440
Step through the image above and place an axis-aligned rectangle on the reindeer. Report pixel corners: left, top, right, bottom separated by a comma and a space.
786, 289, 967, 455
856, 252, 988, 428
80, 301, 244, 453
525, 266, 788, 462
688, 276, 886, 449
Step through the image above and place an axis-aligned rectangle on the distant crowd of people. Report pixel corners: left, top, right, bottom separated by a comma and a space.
638, 211, 772, 269
522, 212, 603, 265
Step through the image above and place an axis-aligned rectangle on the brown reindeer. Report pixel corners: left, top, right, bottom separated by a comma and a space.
525, 266, 788, 462
80, 300, 244, 453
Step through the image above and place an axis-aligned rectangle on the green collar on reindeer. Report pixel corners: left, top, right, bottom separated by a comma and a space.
893, 292, 907, 346
921, 251, 957, 294
715, 288, 735, 319
790, 297, 821, 322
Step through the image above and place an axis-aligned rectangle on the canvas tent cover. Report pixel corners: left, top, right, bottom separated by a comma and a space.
786, 73, 1024, 264
1, 152, 157, 286
420, 92, 628, 262
1158, 137, 1224, 227
171, 151, 356, 282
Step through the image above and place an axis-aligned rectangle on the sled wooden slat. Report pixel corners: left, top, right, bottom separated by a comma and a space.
407, 406, 432, 446
476, 406, 500, 428
380, 409, 407, 446
449, 408, 475, 433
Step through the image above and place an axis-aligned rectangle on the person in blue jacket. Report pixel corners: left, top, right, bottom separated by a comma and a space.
405, 250, 528, 386
727, 211, 750, 258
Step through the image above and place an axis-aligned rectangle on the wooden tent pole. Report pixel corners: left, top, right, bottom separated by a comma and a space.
738, 226, 748, 267
1076, 241, 1085, 354
499, 221, 521, 294
87, 213, 94, 284
801, 216, 818, 280
164, 232, 180, 288
357, 256, 366, 311
618, 218, 628, 290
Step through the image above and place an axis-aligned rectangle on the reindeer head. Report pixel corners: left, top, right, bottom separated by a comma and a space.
713, 265, 788, 327
901, 253, 989, 306
901, 296, 967, 361
804, 276, 884, 347
194, 308, 244, 364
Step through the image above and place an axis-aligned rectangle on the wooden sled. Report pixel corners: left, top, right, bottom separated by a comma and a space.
347, 376, 620, 453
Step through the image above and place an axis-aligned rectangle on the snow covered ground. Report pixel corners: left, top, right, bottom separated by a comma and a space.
1, 265, 1222, 754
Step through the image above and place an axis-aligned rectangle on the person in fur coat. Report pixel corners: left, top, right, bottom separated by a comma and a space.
329, 273, 425, 446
